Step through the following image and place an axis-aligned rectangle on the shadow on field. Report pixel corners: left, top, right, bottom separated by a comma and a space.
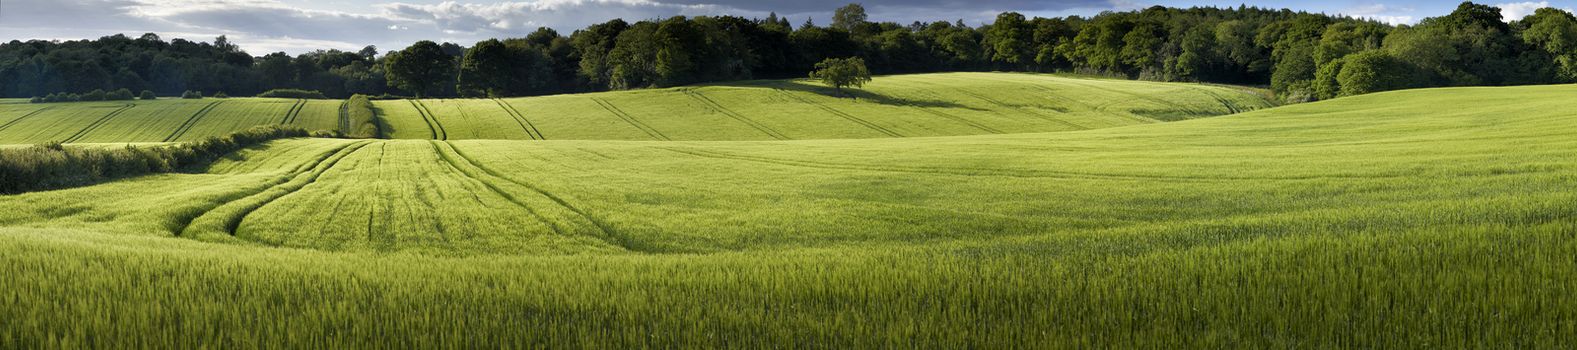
191, 142, 278, 173
745, 81, 987, 111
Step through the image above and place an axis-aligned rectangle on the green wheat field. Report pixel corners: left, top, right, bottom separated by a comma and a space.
2, 73, 1573, 347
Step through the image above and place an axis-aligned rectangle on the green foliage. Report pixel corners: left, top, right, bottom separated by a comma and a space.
140, 90, 157, 100
343, 94, 380, 138
182, 90, 203, 99
107, 88, 135, 101
81, 89, 107, 101
385, 41, 457, 98
257, 89, 330, 99
28, 96, 42, 103
831, 3, 868, 31
809, 57, 872, 95
213, 91, 229, 98
0, 125, 312, 193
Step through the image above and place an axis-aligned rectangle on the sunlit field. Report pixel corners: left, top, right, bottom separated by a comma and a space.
2, 83, 1573, 347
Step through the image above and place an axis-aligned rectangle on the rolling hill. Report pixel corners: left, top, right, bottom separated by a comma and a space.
0, 83, 1573, 346
0, 73, 1272, 144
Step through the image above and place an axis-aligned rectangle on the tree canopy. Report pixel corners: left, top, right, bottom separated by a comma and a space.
809, 57, 873, 95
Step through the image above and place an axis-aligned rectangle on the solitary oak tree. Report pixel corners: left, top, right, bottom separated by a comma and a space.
809, 57, 872, 97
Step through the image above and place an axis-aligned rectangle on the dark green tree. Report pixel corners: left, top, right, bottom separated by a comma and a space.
384, 41, 456, 97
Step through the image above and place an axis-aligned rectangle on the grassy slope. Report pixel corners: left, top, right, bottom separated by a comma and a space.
0, 98, 340, 144
0, 85, 1573, 346
375, 72, 1276, 141
0, 73, 1268, 144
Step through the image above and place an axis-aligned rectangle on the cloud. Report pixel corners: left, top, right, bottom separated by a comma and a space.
1341, 3, 1418, 25
1495, 1, 1575, 21
376, 0, 752, 35
0, 0, 1132, 55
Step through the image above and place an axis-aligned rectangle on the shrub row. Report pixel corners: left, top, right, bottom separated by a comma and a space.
30, 89, 150, 103
0, 125, 313, 194
257, 89, 329, 99
343, 94, 380, 138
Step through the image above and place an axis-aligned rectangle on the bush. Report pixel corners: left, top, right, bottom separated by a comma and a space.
0, 125, 316, 194
65, 93, 81, 102
181, 90, 203, 99
213, 91, 229, 98
82, 89, 107, 101
257, 89, 329, 99
29, 96, 42, 103
1335, 50, 1420, 97
107, 88, 135, 101
140, 90, 157, 100
344, 94, 380, 138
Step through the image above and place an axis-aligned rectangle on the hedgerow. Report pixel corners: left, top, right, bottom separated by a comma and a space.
0, 125, 314, 194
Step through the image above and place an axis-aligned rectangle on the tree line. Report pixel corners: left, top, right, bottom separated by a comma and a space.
2, 2, 1574, 102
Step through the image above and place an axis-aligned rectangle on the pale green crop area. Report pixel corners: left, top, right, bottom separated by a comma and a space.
0, 98, 341, 143
0, 73, 1269, 144
0, 82, 1573, 347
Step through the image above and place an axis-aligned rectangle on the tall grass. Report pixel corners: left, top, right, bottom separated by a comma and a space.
0, 125, 312, 193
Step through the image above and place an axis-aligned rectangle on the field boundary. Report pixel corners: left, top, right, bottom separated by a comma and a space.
445, 143, 639, 251
493, 99, 545, 140
61, 103, 135, 143
590, 97, 670, 141
165, 100, 226, 142
772, 88, 903, 137
0, 106, 55, 134
683, 89, 788, 140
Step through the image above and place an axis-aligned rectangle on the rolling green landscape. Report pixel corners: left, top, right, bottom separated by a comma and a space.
0, 73, 1271, 144
2, 75, 1574, 346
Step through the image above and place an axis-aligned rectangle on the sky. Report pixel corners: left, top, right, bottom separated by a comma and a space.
1, 0, 1574, 55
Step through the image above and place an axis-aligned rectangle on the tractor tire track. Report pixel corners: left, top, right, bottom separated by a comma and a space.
591, 97, 669, 141
171, 141, 364, 236
430, 141, 567, 236
165, 100, 225, 142
410, 100, 448, 140
905, 105, 1004, 134
0, 106, 55, 134
493, 99, 545, 140
683, 89, 788, 140
174, 141, 370, 236
915, 79, 1089, 130
445, 144, 639, 251
280, 99, 306, 125
222, 141, 371, 235
772, 88, 903, 137
61, 103, 135, 143
337, 100, 350, 135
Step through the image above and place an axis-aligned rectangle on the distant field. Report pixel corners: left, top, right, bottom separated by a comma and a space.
0, 98, 339, 144
375, 72, 1272, 141
1, 84, 1573, 346
0, 73, 1271, 144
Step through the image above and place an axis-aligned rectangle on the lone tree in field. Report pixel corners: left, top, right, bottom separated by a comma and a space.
385, 41, 456, 98
810, 57, 872, 97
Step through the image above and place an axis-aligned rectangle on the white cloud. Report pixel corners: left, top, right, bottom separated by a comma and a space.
1341, 4, 1418, 25
1498, 2, 1549, 21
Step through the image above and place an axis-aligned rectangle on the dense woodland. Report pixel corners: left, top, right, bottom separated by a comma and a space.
3, 1, 1576, 102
